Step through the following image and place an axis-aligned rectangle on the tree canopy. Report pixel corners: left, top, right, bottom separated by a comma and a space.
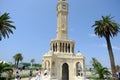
0, 13, 16, 41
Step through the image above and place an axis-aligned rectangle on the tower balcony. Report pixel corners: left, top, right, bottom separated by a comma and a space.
50, 39, 75, 54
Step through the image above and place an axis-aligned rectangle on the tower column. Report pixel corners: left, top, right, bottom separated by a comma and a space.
57, 42, 59, 52
70, 44, 73, 53
64, 43, 66, 53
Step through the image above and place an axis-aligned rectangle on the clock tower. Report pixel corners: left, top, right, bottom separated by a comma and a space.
42, 0, 86, 80
56, 0, 68, 40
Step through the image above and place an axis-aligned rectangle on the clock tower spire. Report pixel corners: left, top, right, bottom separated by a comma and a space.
50, 0, 74, 54
56, 0, 68, 40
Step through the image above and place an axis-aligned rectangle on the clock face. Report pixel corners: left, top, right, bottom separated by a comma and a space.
62, 5, 66, 9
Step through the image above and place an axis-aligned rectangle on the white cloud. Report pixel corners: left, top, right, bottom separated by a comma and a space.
100, 43, 120, 51
89, 33, 96, 37
112, 46, 120, 51
101, 43, 107, 48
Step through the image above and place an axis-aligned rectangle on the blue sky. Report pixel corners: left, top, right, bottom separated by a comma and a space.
0, 0, 120, 68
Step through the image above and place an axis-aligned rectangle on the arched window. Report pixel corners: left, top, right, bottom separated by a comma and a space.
45, 60, 50, 70
76, 62, 82, 76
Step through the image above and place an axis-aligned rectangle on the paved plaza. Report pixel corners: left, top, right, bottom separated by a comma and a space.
19, 77, 89, 80
18, 77, 50, 80
20, 77, 35, 80
12, 70, 48, 80
13, 77, 36, 80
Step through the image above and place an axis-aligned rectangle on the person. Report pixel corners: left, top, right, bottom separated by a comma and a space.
29, 70, 33, 80
118, 72, 120, 80
15, 71, 20, 80
35, 71, 41, 80
8, 70, 13, 80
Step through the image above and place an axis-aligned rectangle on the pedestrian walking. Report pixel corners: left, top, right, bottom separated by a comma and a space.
15, 71, 20, 80
29, 70, 33, 80
35, 71, 41, 80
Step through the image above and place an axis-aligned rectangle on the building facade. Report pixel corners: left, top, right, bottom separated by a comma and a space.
42, 0, 85, 80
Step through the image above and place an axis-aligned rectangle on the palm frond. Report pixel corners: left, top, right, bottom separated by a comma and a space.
92, 15, 120, 38
0, 13, 16, 41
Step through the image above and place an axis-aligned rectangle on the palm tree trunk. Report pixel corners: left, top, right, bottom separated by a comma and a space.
99, 73, 104, 79
15, 60, 16, 66
16, 60, 19, 68
105, 36, 116, 79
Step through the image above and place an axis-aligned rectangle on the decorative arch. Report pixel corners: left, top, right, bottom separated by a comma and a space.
44, 60, 50, 70
76, 62, 83, 77
62, 63, 69, 80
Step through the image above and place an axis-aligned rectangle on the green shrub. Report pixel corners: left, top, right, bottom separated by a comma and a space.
0, 77, 6, 80
87, 76, 113, 80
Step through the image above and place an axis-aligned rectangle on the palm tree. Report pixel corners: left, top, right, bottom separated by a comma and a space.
0, 61, 13, 79
30, 59, 35, 67
91, 58, 111, 79
13, 53, 23, 68
92, 15, 120, 79
0, 13, 16, 41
